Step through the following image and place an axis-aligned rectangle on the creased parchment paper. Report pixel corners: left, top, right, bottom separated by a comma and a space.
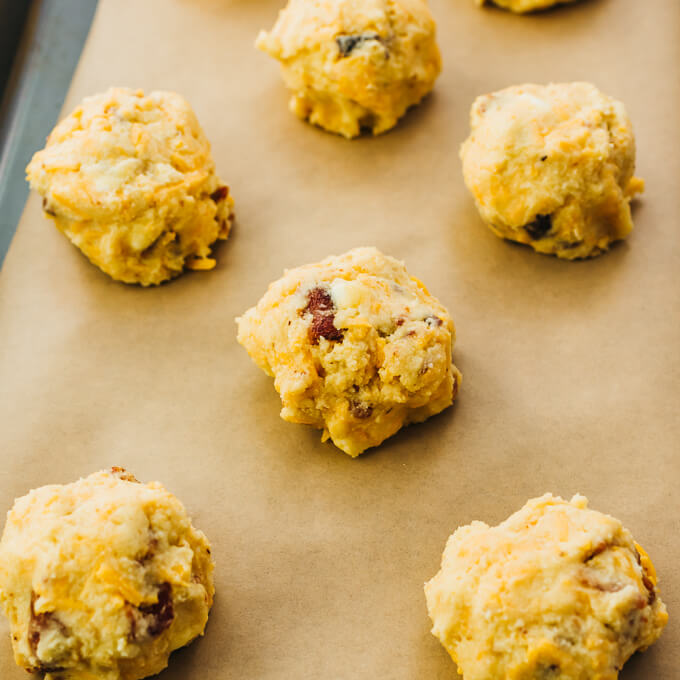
0, 0, 678, 677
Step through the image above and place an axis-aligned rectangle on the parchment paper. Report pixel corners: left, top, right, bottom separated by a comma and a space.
0, 0, 678, 678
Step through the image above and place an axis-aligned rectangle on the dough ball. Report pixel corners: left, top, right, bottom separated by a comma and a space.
425, 494, 668, 680
256, 0, 441, 138
237, 247, 461, 457
0, 468, 215, 680
26, 87, 234, 286
476, 0, 580, 13
460, 82, 643, 259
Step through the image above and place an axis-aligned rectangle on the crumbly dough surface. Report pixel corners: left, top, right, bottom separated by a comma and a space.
460, 82, 643, 259
425, 494, 668, 680
237, 247, 461, 457
26, 88, 234, 285
256, 0, 441, 138
475, 0, 579, 13
0, 468, 215, 680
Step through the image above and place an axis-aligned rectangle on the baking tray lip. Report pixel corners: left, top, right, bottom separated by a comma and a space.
0, 0, 99, 268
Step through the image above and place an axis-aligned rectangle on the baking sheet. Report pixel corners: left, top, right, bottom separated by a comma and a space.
0, 0, 678, 678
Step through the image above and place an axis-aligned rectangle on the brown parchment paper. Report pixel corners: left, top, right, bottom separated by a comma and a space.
1, 0, 679, 678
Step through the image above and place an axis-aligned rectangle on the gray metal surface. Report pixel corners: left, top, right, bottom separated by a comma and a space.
0, 0, 98, 265
0, 1, 32, 98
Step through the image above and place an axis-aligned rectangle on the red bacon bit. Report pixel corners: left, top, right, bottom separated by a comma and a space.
304, 287, 344, 344
641, 574, 656, 605
139, 583, 175, 637
210, 186, 229, 202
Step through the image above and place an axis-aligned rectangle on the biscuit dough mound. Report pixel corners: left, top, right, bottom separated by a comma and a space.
0, 468, 215, 680
425, 494, 668, 680
237, 247, 461, 457
460, 82, 643, 259
26, 87, 234, 285
476, 0, 579, 13
256, 0, 441, 138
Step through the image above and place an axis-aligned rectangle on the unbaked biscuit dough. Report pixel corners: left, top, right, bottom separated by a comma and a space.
461, 82, 643, 259
237, 247, 461, 457
0, 468, 215, 680
425, 494, 668, 680
475, 0, 579, 13
256, 0, 441, 138
26, 88, 234, 285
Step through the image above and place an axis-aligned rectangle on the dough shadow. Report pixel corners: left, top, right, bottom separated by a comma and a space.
359, 391, 463, 465
447, 198, 636, 324
155, 618, 220, 679
379, 91, 439, 140
617, 644, 669, 678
